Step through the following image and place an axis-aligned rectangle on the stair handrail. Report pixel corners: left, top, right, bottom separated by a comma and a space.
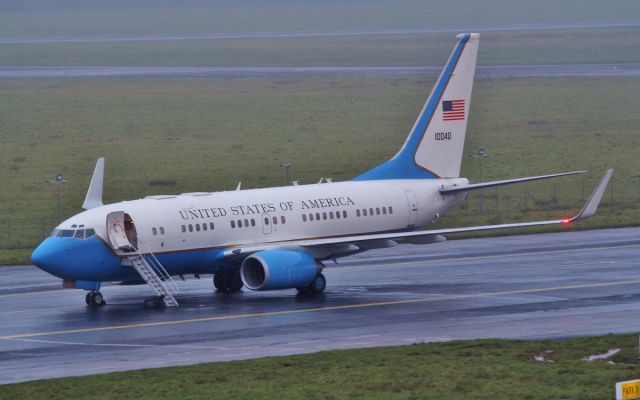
135, 239, 180, 295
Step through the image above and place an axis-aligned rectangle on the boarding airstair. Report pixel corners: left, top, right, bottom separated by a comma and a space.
107, 211, 179, 307
128, 247, 179, 308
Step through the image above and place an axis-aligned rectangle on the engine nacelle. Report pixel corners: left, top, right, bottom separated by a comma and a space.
240, 250, 319, 290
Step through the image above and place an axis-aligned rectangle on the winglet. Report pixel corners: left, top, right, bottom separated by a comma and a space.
571, 169, 613, 221
82, 157, 105, 210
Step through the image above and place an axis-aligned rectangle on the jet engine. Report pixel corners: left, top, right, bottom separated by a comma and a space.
240, 250, 320, 290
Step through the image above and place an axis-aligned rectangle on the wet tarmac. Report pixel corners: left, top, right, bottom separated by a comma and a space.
1, 227, 639, 384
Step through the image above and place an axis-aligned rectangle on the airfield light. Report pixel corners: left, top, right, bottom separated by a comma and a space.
562, 218, 571, 225
46, 173, 66, 223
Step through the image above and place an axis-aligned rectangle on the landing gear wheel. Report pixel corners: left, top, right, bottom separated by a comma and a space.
214, 272, 244, 293
228, 273, 244, 292
144, 296, 164, 309
85, 291, 106, 306
297, 273, 326, 296
213, 273, 227, 291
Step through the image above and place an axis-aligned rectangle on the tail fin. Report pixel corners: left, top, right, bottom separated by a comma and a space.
354, 33, 479, 181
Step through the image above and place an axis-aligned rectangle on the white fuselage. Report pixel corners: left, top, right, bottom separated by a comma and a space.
62, 178, 468, 256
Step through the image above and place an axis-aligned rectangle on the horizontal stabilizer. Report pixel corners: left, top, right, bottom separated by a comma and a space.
439, 170, 586, 195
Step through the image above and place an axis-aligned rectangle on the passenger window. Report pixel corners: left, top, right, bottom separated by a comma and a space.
322, 212, 327, 220
309, 213, 314, 221
382, 207, 387, 215
74, 230, 85, 239
329, 211, 334, 219
389, 206, 393, 214
160, 227, 165, 235
343, 210, 347, 218
302, 214, 307, 222
281, 216, 286, 224
85, 229, 96, 239
181, 225, 186, 233
196, 224, 201, 232
336, 211, 340, 219
152, 227, 157, 236
203, 223, 207, 231
251, 219, 256, 227
231, 220, 236, 228
376, 207, 380, 215
369, 208, 374, 216
316, 212, 320, 221
244, 219, 249, 227
210, 222, 215, 230
264, 217, 269, 225
272, 216, 277, 225
189, 224, 194, 232
238, 220, 243, 228
356, 209, 361, 217
363, 209, 368, 216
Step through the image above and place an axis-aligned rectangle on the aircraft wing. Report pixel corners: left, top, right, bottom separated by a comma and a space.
222, 169, 612, 258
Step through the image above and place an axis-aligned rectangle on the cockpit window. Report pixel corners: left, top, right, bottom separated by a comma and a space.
52, 228, 96, 240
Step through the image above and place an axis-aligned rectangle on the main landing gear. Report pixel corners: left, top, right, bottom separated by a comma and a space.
296, 273, 326, 296
213, 272, 244, 293
85, 291, 106, 306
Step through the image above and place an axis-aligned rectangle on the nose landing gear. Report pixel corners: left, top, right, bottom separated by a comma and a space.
85, 291, 106, 306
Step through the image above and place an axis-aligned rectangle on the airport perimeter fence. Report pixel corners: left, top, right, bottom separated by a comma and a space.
0, 176, 637, 250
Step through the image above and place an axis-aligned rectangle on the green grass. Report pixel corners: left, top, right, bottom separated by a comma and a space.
2, 333, 640, 399
0, 75, 639, 261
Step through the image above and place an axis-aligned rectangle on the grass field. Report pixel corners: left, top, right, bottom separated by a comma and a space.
2, 333, 639, 399
0, 75, 638, 262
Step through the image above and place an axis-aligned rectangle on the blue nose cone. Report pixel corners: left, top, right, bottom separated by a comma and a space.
31, 236, 122, 281
31, 238, 65, 277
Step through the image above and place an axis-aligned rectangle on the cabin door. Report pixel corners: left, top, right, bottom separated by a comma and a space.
404, 190, 419, 228
106, 211, 138, 253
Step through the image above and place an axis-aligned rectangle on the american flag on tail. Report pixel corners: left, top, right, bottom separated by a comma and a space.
442, 99, 465, 121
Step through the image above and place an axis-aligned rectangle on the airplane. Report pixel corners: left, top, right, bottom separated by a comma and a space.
31, 33, 613, 308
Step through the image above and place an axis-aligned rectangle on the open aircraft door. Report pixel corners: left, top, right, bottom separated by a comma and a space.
106, 211, 138, 254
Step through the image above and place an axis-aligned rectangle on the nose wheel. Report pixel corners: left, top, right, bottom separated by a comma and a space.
85, 291, 106, 306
